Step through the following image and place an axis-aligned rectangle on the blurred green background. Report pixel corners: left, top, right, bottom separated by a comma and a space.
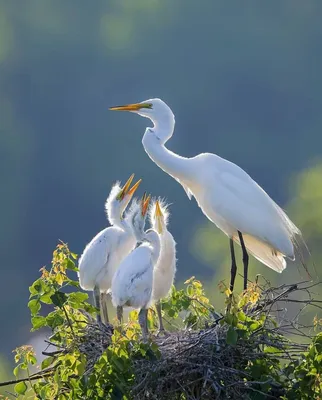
0, 0, 322, 373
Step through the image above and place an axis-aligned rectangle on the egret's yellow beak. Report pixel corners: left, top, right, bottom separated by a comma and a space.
155, 200, 163, 234
141, 193, 151, 216
116, 174, 141, 201
109, 102, 152, 112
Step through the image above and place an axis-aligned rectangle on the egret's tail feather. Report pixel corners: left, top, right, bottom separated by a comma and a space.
234, 234, 286, 273
276, 206, 314, 278
291, 234, 315, 280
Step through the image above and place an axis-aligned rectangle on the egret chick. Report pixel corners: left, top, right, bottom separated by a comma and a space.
111, 194, 161, 341
149, 199, 176, 334
78, 174, 141, 323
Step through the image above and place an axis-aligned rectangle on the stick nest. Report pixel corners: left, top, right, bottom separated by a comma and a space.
65, 282, 321, 399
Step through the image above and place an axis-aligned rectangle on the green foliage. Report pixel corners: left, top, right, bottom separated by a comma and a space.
6, 243, 322, 399
284, 333, 322, 399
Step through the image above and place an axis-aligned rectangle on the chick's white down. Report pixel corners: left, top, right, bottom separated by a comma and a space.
111, 236, 159, 310
110, 99, 305, 291
78, 176, 140, 322
111, 198, 161, 339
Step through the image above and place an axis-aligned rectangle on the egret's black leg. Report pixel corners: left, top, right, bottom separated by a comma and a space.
229, 238, 237, 292
238, 231, 249, 290
138, 308, 149, 342
156, 301, 166, 334
93, 285, 102, 323
100, 292, 109, 324
116, 305, 123, 324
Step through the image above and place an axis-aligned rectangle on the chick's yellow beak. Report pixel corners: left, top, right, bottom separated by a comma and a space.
141, 193, 151, 216
109, 102, 152, 112
117, 174, 141, 200
155, 200, 163, 234
155, 200, 163, 218
127, 178, 142, 197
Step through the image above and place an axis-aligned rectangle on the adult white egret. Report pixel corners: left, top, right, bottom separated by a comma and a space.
111, 194, 161, 341
149, 199, 176, 333
109, 99, 304, 291
78, 174, 141, 323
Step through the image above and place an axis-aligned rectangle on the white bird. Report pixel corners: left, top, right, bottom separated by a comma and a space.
109, 99, 304, 291
149, 199, 176, 333
111, 194, 161, 341
78, 174, 141, 323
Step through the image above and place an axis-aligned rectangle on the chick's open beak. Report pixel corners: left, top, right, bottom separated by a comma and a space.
141, 193, 151, 216
127, 178, 142, 197
116, 174, 140, 200
155, 200, 163, 234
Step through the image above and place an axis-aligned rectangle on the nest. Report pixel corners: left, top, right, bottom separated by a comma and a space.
131, 324, 287, 399
76, 321, 114, 374
47, 281, 320, 399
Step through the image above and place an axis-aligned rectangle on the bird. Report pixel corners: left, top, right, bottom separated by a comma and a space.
109, 99, 304, 292
78, 174, 142, 324
149, 198, 176, 334
111, 193, 161, 341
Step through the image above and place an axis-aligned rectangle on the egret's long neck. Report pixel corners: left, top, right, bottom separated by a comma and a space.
157, 230, 176, 271
142, 117, 193, 184
108, 214, 123, 229
119, 217, 136, 237
146, 231, 161, 266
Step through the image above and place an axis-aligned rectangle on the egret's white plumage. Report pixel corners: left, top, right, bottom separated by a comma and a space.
110, 99, 304, 289
149, 199, 176, 332
111, 195, 160, 340
78, 174, 141, 322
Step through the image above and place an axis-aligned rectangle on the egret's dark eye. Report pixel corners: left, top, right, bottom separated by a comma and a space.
141, 103, 153, 109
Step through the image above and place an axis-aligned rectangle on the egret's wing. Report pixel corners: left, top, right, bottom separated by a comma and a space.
213, 168, 297, 257
112, 246, 153, 307
125, 247, 153, 288
234, 233, 286, 272
78, 227, 122, 289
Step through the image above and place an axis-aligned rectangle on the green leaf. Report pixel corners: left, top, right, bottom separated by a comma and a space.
70, 252, 78, 260
13, 363, 24, 377
31, 316, 47, 330
83, 303, 98, 314
181, 298, 191, 309
49, 332, 62, 343
68, 292, 88, 308
40, 291, 55, 304
66, 278, 80, 288
46, 311, 64, 329
66, 258, 78, 271
249, 322, 260, 331
51, 291, 68, 308
29, 279, 45, 296
226, 326, 238, 346
237, 311, 246, 321
168, 308, 175, 317
28, 299, 41, 316
41, 356, 55, 369
14, 381, 27, 395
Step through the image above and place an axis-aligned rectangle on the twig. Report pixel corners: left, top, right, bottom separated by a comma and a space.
0, 372, 53, 388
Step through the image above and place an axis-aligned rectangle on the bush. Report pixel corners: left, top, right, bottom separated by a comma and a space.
1, 243, 322, 399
